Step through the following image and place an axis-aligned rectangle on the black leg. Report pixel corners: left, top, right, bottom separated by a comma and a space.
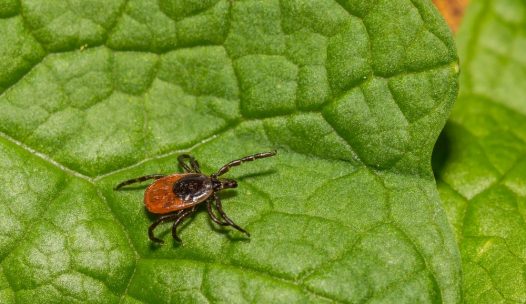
114, 174, 165, 190
214, 193, 250, 237
148, 212, 181, 244
172, 207, 197, 242
178, 154, 201, 173
207, 200, 229, 226
213, 150, 276, 177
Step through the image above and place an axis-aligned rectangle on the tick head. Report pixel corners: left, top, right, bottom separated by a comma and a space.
211, 177, 238, 191
222, 179, 238, 189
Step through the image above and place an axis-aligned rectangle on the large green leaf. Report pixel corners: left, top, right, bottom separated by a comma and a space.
0, 0, 460, 303
434, 0, 526, 302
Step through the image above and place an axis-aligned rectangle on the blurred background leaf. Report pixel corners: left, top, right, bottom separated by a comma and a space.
433, 0, 526, 302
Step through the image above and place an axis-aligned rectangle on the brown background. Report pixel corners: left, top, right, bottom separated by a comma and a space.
432, 0, 469, 32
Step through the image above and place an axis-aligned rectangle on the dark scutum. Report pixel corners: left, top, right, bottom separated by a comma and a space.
172, 174, 212, 202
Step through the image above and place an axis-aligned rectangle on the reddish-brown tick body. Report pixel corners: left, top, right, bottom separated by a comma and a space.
115, 151, 277, 244
145, 173, 213, 214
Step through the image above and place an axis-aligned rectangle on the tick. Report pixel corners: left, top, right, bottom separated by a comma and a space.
114, 151, 277, 244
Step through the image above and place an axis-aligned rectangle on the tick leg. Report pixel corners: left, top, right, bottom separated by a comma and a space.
172, 207, 197, 242
178, 154, 201, 173
213, 150, 276, 177
114, 174, 165, 190
148, 212, 181, 244
214, 193, 250, 237
207, 200, 229, 226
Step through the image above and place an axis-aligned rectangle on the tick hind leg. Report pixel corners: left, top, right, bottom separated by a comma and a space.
178, 154, 201, 173
213, 193, 250, 237
148, 212, 181, 244
114, 174, 165, 190
172, 207, 197, 242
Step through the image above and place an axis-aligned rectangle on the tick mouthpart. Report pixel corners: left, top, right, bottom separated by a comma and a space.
223, 179, 238, 189
211, 178, 238, 190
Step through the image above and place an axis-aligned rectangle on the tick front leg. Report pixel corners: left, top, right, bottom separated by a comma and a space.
207, 200, 229, 226
213, 150, 276, 177
178, 154, 201, 173
114, 174, 165, 190
148, 212, 181, 244
172, 207, 197, 242
214, 194, 250, 237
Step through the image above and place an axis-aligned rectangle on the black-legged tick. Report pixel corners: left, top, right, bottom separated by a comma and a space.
114, 151, 277, 244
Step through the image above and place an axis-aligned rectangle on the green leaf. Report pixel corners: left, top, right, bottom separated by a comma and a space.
0, 0, 460, 303
433, 0, 526, 302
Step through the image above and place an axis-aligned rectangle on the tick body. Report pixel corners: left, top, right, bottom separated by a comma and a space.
144, 174, 213, 214
115, 151, 277, 244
